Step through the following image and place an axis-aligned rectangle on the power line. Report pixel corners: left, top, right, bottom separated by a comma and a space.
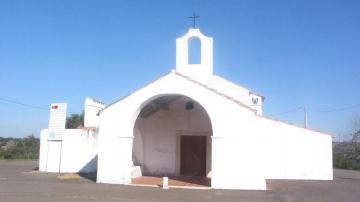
0, 97, 83, 115
269, 103, 360, 129
269, 107, 302, 117
309, 104, 360, 113
0, 98, 48, 111
270, 103, 360, 117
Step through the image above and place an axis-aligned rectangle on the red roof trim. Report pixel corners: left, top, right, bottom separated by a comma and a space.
176, 72, 334, 137
174, 72, 258, 113
99, 72, 171, 114
99, 71, 334, 138
212, 75, 265, 99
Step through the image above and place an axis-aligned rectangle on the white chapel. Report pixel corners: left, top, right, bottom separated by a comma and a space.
39, 28, 333, 190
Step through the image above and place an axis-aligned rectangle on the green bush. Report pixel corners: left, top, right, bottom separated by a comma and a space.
0, 135, 39, 159
333, 141, 360, 170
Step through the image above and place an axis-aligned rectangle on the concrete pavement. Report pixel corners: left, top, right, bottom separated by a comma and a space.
0, 160, 359, 202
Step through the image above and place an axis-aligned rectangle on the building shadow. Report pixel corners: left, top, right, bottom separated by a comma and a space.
78, 155, 98, 182
78, 172, 97, 182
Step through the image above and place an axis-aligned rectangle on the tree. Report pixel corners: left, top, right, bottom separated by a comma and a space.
351, 115, 360, 142
0, 135, 39, 159
65, 112, 84, 129
333, 115, 360, 170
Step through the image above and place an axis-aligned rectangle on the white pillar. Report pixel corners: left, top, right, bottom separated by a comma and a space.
116, 136, 133, 184
97, 135, 134, 184
211, 136, 223, 188
38, 129, 49, 172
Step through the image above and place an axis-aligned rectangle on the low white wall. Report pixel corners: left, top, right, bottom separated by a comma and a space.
257, 116, 333, 180
38, 128, 98, 173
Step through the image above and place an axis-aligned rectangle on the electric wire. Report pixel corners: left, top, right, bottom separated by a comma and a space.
0, 97, 81, 115
269, 103, 360, 117
1, 97, 360, 116
308, 104, 360, 113
269, 107, 302, 116
0, 97, 48, 111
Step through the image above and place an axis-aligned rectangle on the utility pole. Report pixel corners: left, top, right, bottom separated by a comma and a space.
303, 106, 308, 128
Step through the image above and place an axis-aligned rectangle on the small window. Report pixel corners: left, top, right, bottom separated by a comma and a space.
252, 97, 259, 105
185, 101, 194, 110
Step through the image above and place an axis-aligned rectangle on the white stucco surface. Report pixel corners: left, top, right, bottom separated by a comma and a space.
39, 128, 98, 173
97, 72, 267, 189
96, 70, 333, 190
84, 97, 106, 128
258, 117, 333, 180
208, 75, 264, 115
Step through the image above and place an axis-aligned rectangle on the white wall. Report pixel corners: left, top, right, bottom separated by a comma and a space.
39, 129, 49, 172
97, 72, 267, 190
132, 96, 212, 177
208, 75, 263, 115
38, 128, 98, 173
97, 71, 334, 190
257, 117, 333, 180
60, 129, 98, 173
45, 141, 62, 172
84, 98, 106, 128
209, 99, 266, 190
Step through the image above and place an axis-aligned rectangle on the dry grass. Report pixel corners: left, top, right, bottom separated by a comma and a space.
57, 173, 83, 180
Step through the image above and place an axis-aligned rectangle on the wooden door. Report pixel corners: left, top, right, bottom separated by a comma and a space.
180, 136, 206, 176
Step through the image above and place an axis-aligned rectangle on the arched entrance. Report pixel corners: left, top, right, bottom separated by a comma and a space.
131, 94, 212, 186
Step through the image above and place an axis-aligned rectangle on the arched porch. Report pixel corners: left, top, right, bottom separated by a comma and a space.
131, 94, 213, 187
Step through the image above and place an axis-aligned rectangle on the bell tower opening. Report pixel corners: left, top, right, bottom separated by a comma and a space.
176, 28, 213, 79
188, 37, 201, 64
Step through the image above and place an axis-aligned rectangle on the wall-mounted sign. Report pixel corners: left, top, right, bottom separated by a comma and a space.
48, 103, 67, 140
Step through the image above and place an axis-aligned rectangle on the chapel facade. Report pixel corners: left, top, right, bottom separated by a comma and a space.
39, 28, 333, 190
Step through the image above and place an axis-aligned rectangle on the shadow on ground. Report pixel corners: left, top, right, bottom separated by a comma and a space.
78, 172, 97, 182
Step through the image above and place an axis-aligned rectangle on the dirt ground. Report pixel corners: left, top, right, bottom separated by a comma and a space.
0, 160, 360, 202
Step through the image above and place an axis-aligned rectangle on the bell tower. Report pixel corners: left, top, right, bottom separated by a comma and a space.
176, 28, 213, 78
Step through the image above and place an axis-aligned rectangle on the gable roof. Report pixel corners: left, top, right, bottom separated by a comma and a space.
99, 71, 333, 137
99, 72, 171, 114
211, 74, 265, 99
175, 72, 334, 137
174, 72, 258, 113
100, 71, 258, 114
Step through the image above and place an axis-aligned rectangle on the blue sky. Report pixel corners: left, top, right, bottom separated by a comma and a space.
0, 0, 359, 139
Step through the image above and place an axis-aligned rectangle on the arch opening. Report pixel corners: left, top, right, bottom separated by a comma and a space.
188, 37, 201, 64
132, 94, 212, 185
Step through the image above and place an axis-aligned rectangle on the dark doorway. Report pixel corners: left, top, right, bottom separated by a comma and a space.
180, 136, 206, 176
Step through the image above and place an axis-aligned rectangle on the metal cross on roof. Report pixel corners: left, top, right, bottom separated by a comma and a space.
188, 13, 200, 28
